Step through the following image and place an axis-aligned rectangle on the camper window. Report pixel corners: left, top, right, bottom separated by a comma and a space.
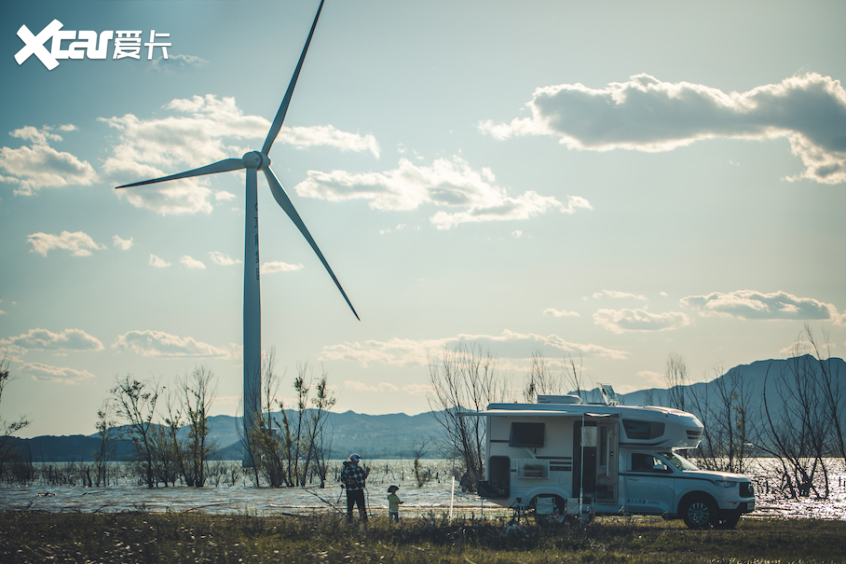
509, 422, 545, 448
631, 453, 672, 473
622, 419, 665, 440
657, 450, 699, 471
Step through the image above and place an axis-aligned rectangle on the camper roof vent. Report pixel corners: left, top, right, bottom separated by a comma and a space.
537, 394, 582, 405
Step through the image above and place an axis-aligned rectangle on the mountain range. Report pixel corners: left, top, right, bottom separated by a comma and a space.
6, 410, 447, 463
7, 355, 844, 462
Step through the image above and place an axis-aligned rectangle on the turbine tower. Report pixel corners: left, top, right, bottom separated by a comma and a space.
116, 0, 358, 457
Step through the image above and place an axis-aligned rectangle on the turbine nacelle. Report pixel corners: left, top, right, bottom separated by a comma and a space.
243, 151, 270, 170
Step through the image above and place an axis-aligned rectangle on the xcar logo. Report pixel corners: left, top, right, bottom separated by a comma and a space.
15, 19, 171, 70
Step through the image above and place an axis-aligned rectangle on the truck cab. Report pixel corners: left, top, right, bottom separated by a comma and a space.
472, 392, 755, 529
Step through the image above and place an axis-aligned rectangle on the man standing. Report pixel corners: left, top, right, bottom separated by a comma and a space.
341, 453, 370, 522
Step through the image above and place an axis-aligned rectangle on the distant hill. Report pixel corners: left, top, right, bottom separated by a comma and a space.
6, 410, 448, 463
212, 410, 447, 460
614, 355, 846, 414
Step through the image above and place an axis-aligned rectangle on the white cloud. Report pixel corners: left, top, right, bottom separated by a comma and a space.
100, 94, 382, 215
342, 381, 431, 396
780, 340, 819, 357
112, 329, 235, 358
209, 251, 241, 266
0, 345, 25, 362
681, 289, 840, 322
0, 328, 104, 352
591, 290, 648, 300
378, 224, 408, 235
511, 230, 523, 238
19, 362, 95, 385
635, 370, 666, 388
261, 261, 303, 274
278, 125, 380, 158
593, 308, 691, 334
27, 231, 105, 257
319, 329, 626, 368
0, 125, 98, 195
180, 255, 206, 269
149, 254, 171, 268
480, 73, 846, 184
113, 235, 134, 250
100, 95, 261, 215
149, 53, 208, 72
214, 395, 242, 410
295, 156, 591, 229
471, 330, 627, 359
543, 308, 580, 318
402, 383, 431, 396
215, 190, 237, 202
343, 380, 400, 393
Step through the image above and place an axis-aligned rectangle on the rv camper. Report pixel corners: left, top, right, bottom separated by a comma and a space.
471, 388, 755, 529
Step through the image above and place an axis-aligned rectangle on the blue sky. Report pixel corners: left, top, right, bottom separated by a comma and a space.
2, 0, 846, 437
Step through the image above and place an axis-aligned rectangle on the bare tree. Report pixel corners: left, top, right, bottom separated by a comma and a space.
0, 357, 30, 479
246, 350, 285, 487
243, 352, 338, 489
428, 342, 506, 492
311, 418, 334, 489
412, 437, 434, 487
111, 375, 161, 488
642, 388, 656, 406
688, 363, 754, 473
285, 367, 311, 486
760, 348, 831, 498
523, 350, 588, 403
150, 417, 180, 487
299, 367, 336, 487
802, 325, 846, 470
240, 355, 270, 486
271, 362, 338, 488
179, 366, 217, 487
93, 400, 116, 486
523, 349, 561, 402
565, 354, 587, 401
665, 352, 689, 411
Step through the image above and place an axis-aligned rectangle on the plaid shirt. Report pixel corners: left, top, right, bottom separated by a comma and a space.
341, 463, 367, 491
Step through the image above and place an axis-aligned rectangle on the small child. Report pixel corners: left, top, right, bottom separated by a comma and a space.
387, 485, 403, 522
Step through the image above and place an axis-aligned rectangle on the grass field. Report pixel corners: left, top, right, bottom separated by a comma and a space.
1, 512, 845, 563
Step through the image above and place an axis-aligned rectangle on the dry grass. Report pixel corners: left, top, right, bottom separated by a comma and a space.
0, 511, 844, 563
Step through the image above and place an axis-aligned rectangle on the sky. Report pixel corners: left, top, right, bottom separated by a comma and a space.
2, 0, 846, 438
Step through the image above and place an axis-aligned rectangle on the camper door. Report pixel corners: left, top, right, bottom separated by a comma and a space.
573, 416, 619, 505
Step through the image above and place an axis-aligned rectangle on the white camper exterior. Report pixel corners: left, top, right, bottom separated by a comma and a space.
472, 392, 755, 529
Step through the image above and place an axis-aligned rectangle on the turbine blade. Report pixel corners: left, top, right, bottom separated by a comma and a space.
260, 0, 326, 156
115, 158, 245, 189
263, 167, 360, 321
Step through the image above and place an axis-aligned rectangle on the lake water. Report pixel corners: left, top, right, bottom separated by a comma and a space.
1, 459, 844, 521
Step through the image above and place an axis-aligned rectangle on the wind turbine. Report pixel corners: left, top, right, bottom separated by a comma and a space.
116, 0, 358, 454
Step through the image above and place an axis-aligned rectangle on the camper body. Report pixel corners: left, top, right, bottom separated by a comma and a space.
474, 394, 755, 529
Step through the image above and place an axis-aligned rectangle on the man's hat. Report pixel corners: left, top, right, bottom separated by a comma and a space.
388, 485, 399, 493
350, 453, 361, 462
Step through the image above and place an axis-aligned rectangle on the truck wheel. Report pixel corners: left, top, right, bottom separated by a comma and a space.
715, 511, 741, 529
682, 496, 715, 529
